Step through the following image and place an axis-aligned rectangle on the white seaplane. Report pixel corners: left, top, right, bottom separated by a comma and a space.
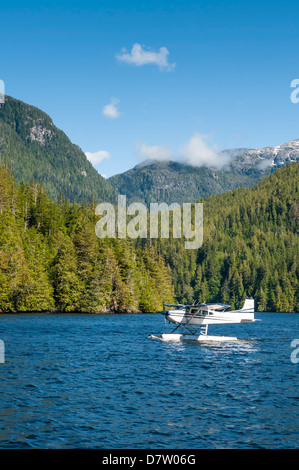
149, 298, 257, 342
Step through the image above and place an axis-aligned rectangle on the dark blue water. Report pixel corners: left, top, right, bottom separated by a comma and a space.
0, 312, 298, 449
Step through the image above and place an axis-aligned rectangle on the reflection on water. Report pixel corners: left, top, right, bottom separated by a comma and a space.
0, 312, 298, 448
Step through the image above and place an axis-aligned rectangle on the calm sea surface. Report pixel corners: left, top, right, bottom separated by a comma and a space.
0, 312, 298, 449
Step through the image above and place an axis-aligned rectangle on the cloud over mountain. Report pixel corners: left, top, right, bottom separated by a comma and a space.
178, 133, 231, 169
85, 150, 110, 165
135, 133, 231, 169
137, 142, 174, 161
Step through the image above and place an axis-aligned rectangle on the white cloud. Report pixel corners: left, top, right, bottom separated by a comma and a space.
116, 43, 175, 71
138, 142, 174, 161
178, 133, 231, 169
85, 150, 110, 165
102, 98, 120, 119
258, 159, 273, 170
135, 135, 232, 169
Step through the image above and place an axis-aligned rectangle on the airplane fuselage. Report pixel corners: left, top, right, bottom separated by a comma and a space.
165, 308, 255, 325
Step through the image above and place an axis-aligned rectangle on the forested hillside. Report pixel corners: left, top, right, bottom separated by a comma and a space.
0, 162, 298, 313
0, 96, 118, 204
109, 140, 299, 206
153, 162, 299, 312
0, 164, 174, 313
108, 159, 267, 206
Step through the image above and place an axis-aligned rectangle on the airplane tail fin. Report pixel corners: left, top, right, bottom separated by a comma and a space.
241, 298, 255, 313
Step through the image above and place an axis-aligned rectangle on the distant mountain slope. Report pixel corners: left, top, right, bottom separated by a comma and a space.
154, 162, 299, 312
109, 140, 299, 205
0, 96, 118, 203
227, 139, 299, 169
2, 95, 298, 207
108, 160, 267, 205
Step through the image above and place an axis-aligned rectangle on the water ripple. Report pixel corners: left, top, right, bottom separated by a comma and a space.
0, 312, 298, 448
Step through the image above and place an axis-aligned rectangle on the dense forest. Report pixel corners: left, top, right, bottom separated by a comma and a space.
0, 161, 298, 313
0, 163, 174, 313
154, 162, 299, 312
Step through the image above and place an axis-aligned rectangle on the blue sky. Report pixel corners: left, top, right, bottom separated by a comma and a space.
1, 0, 299, 177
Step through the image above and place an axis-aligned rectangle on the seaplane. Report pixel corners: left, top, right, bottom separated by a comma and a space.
149, 298, 257, 342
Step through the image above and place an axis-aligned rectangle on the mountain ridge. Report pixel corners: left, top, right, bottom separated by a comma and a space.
0, 96, 118, 204
108, 139, 299, 205
1, 95, 298, 207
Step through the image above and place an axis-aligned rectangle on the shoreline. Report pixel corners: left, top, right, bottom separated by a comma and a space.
0, 310, 158, 315
0, 310, 298, 315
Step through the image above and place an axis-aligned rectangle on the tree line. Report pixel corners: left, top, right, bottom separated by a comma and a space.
154, 163, 299, 312
0, 162, 298, 313
0, 164, 174, 313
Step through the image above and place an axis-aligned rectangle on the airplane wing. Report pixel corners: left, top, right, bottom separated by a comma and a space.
204, 303, 231, 310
